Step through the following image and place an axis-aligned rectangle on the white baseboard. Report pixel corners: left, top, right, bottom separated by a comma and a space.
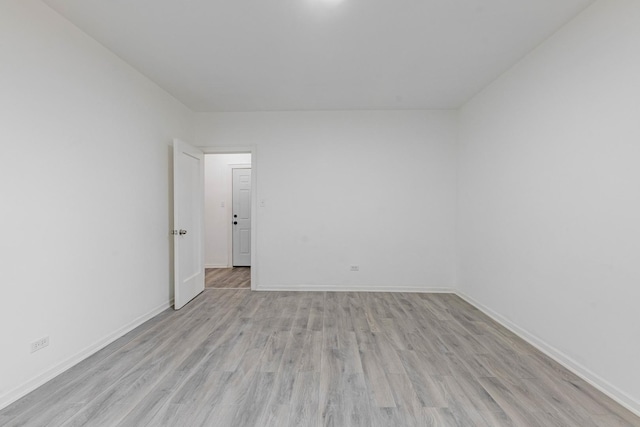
0, 300, 172, 411
256, 284, 455, 293
455, 291, 640, 418
205, 264, 231, 269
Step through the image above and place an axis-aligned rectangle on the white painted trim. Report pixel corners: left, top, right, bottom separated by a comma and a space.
256, 284, 455, 293
201, 146, 252, 154
455, 291, 640, 418
200, 146, 258, 291
0, 300, 172, 411
205, 264, 231, 269
250, 149, 257, 291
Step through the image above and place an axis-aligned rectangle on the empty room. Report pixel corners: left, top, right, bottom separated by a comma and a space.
1, 0, 639, 426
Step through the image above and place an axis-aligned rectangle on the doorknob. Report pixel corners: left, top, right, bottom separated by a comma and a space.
179, 229, 187, 235
233, 221, 238, 225
234, 214, 237, 218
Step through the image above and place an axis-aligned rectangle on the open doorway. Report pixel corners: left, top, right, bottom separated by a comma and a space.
203, 152, 252, 289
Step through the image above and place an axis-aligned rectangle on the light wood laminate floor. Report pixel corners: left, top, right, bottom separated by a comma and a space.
1, 290, 638, 426
205, 267, 250, 289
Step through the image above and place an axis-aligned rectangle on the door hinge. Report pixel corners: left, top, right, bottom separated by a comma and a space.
171, 230, 178, 235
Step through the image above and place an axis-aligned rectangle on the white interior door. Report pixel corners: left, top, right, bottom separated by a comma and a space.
173, 139, 204, 310
232, 168, 251, 267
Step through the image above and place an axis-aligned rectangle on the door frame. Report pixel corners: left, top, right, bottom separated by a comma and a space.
201, 146, 258, 291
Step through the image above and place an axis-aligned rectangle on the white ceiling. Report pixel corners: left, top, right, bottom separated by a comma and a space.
43, 0, 594, 112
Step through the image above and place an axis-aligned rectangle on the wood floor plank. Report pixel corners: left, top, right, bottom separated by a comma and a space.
2, 290, 638, 427
230, 372, 277, 427
397, 350, 448, 408
288, 372, 320, 427
259, 331, 290, 373
386, 372, 424, 424
359, 348, 397, 408
205, 267, 250, 289
477, 376, 547, 427
268, 329, 309, 406
306, 292, 325, 332
261, 402, 291, 427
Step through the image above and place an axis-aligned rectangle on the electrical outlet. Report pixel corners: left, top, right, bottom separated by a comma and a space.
350, 265, 359, 271
31, 336, 49, 353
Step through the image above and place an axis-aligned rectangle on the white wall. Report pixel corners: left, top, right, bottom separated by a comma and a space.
204, 153, 252, 268
0, 0, 193, 408
458, 0, 640, 414
195, 111, 458, 291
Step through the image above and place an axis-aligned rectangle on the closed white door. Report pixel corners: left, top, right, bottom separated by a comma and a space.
173, 139, 204, 310
232, 168, 251, 267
